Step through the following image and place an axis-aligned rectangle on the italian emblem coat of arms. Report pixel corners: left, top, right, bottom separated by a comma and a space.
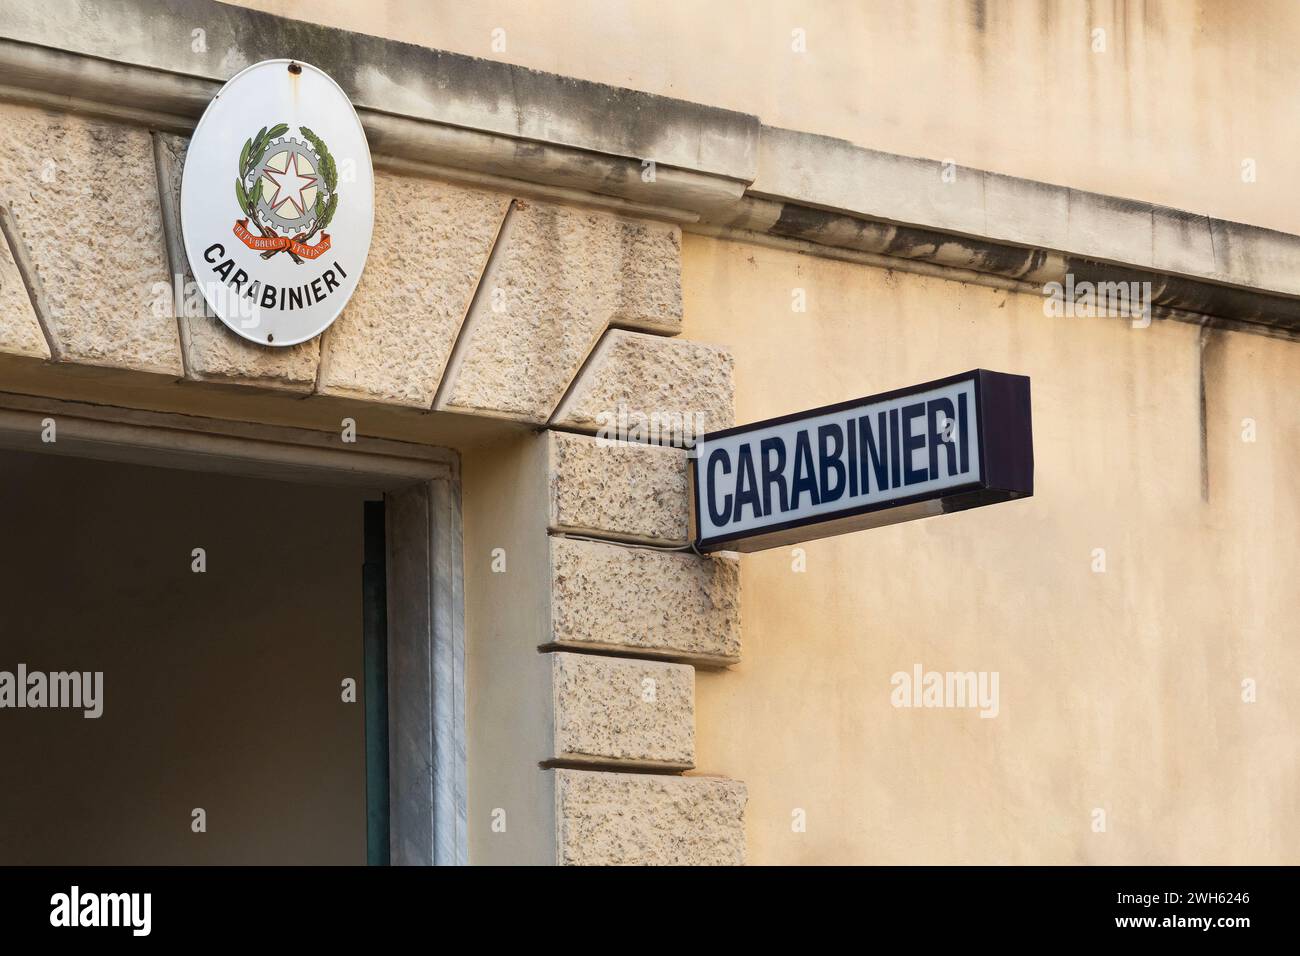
233, 124, 338, 263
180, 59, 374, 347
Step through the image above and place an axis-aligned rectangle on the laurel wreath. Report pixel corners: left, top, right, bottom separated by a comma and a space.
235, 122, 338, 265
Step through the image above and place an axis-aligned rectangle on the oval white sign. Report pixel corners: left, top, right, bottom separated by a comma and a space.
181, 59, 374, 347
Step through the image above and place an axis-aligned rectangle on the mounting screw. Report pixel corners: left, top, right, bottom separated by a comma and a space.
287, 62, 302, 75
267, 333, 274, 343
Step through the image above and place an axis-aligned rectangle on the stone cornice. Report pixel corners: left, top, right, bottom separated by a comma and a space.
1, 0, 1297, 337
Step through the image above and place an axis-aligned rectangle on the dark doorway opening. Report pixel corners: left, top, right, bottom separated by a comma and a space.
0, 449, 384, 865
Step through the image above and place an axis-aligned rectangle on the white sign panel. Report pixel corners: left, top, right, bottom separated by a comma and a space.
181, 59, 374, 346
691, 370, 1033, 552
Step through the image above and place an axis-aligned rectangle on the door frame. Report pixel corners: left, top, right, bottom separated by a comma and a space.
0, 391, 466, 865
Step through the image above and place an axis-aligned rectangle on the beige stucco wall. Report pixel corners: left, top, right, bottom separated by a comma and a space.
682, 232, 1299, 864
461, 432, 556, 866
230, 0, 1300, 235
3, 0, 1294, 865
225, 0, 1300, 863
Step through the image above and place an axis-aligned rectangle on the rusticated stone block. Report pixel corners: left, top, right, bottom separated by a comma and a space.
550, 537, 740, 664
0, 211, 49, 359
551, 651, 695, 768
0, 103, 180, 375
554, 769, 746, 865
154, 133, 318, 389
318, 172, 509, 406
436, 199, 682, 423
550, 329, 734, 438
547, 430, 689, 545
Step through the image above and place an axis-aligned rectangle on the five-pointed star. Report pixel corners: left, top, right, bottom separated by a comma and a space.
261, 153, 318, 219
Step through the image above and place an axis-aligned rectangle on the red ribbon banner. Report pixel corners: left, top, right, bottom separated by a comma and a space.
233, 219, 332, 259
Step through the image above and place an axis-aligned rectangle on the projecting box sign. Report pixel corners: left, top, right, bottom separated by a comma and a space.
181, 60, 374, 346
691, 370, 1033, 552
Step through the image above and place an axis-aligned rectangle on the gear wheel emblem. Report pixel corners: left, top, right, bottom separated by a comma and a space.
250, 135, 323, 236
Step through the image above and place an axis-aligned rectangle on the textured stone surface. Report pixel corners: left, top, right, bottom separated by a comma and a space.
1066, 190, 1154, 268
983, 173, 1069, 252
437, 199, 683, 423
318, 172, 509, 405
551, 651, 695, 768
554, 769, 746, 865
551, 329, 734, 438
550, 537, 741, 663
0, 217, 48, 359
1209, 219, 1300, 295
0, 103, 179, 374
155, 133, 318, 389
755, 127, 988, 239
547, 430, 690, 545
1151, 206, 1216, 279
